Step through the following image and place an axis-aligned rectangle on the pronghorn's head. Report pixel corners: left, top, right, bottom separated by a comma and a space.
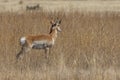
50, 18, 62, 32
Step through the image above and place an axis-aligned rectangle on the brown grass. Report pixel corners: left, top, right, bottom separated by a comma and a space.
0, 10, 120, 80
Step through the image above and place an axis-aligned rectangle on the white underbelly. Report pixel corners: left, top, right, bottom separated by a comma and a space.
32, 41, 53, 49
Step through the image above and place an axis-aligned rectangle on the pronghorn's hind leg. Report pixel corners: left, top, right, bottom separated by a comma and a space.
16, 46, 30, 60
16, 46, 24, 60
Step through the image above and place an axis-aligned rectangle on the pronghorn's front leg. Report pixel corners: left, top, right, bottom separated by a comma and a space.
45, 48, 49, 59
49, 47, 51, 55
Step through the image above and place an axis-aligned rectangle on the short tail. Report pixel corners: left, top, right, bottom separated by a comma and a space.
20, 37, 26, 46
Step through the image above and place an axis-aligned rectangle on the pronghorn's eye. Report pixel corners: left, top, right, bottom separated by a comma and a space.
59, 20, 61, 24
52, 23, 56, 26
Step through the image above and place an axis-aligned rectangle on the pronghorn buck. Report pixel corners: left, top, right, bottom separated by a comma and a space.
16, 18, 62, 60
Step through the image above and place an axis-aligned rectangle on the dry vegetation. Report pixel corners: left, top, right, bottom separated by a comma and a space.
0, 10, 120, 80
1, 1, 120, 12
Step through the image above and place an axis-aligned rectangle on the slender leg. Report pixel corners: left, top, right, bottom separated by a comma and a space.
45, 48, 49, 59
48, 47, 51, 64
49, 47, 51, 56
16, 46, 24, 60
45, 48, 51, 66
16, 46, 30, 60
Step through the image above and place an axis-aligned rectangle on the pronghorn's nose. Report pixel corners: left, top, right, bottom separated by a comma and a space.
58, 27, 62, 32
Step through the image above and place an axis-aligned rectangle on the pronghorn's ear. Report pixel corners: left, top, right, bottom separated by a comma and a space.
59, 19, 62, 24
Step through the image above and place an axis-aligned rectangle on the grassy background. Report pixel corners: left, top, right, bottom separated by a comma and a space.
0, 11, 120, 80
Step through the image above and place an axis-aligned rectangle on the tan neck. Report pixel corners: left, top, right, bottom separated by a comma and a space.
50, 28, 58, 40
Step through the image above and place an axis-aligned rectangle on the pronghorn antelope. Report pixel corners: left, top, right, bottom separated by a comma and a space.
16, 18, 62, 60
26, 4, 40, 11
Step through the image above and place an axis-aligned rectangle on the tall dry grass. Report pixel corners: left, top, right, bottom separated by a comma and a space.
0, 10, 120, 80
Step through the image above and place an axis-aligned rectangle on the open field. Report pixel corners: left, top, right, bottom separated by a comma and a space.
0, 0, 120, 80
0, 10, 120, 80
1, 1, 120, 12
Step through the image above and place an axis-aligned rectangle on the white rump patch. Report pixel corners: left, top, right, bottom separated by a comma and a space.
20, 37, 26, 45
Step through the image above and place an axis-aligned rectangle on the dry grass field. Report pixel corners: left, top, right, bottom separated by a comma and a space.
0, 1, 120, 80
1, 1, 120, 12
0, 10, 120, 80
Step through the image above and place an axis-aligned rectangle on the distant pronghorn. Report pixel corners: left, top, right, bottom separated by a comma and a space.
16, 18, 62, 60
26, 4, 40, 11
